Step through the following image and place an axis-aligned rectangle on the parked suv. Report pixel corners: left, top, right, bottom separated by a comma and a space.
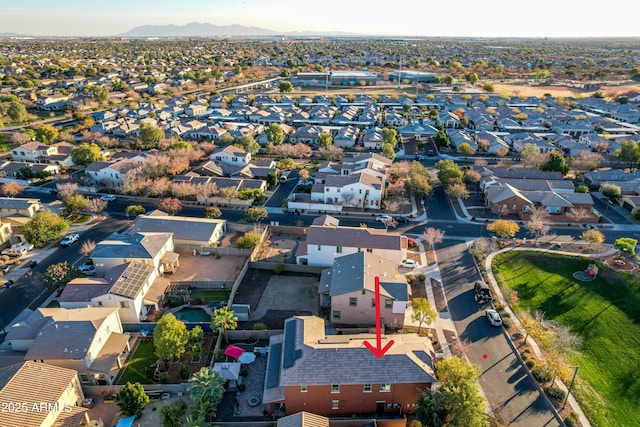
474, 281, 492, 303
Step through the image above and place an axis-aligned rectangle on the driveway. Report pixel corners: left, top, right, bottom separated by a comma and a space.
264, 170, 299, 208
437, 240, 561, 426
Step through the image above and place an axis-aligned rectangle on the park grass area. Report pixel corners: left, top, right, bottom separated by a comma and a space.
189, 289, 231, 302
118, 339, 156, 385
492, 251, 640, 427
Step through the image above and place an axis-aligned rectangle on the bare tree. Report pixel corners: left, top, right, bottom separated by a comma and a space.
80, 240, 96, 257
569, 207, 592, 224
10, 132, 32, 144
340, 192, 356, 207
526, 206, 550, 244
423, 227, 445, 249
299, 168, 311, 181
1, 182, 25, 197
86, 198, 108, 214
58, 183, 79, 200
380, 218, 398, 230
385, 200, 400, 213
171, 181, 197, 199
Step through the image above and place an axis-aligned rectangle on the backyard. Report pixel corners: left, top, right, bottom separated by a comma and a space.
492, 251, 640, 427
189, 289, 231, 302
118, 339, 156, 385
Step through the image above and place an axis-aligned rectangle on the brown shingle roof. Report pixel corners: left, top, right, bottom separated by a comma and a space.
306, 225, 406, 250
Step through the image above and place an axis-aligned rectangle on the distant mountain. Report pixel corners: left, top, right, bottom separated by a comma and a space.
0, 32, 27, 37
119, 21, 358, 38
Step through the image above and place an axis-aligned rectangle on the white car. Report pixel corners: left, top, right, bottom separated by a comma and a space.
100, 194, 116, 201
400, 259, 420, 269
11, 242, 34, 252
1, 247, 28, 258
486, 309, 503, 327
375, 215, 393, 222
60, 233, 80, 247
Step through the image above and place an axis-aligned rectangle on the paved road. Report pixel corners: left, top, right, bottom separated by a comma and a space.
437, 240, 562, 427
264, 170, 299, 208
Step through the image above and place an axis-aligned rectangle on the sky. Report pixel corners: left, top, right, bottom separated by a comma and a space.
0, 0, 638, 38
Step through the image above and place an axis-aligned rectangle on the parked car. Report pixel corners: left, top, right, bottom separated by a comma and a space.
0, 264, 11, 274
396, 216, 411, 223
400, 259, 420, 269
79, 263, 96, 276
1, 247, 28, 258
375, 215, 393, 222
11, 242, 34, 252
100, 194, 116, 201
474, 281, 492, 303
60, 233, 80, 247
486, 309, 502, 327
427, 149, 436, 156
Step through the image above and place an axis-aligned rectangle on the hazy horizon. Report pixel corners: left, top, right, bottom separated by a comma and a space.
1, 0, 638, 38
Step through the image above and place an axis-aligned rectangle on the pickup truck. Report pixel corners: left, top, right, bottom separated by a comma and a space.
60, 233, 80, 247
474, 281, 492, 303
1, 247, 28, 258
11, 242, 34, 252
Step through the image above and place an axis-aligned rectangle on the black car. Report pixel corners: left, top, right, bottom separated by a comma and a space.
474, 281, 492, 303
396, 216, 411, 223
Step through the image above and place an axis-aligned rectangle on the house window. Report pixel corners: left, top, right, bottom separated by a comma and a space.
120, 301, 130, 309
547, 206, 561, 214
522, 205, 530, 213
80, 374, 90, 383
512, 204, 517, 210
332, 400, 339, 410
359, 189, 362, 194
366, 248, 373, 253
333, 311, 341, 319
301, 385, 307, 392
349, 297, 357, 307
232, 157, 238, 162
358, 248, 361, 252
380, 383, 391, 392
385, 299, 393, 309
336, 246, 343, 253
364, 384, 372, 392
332, 384, 340, 393
317, 245, 321, 251
502, 204, 507, 210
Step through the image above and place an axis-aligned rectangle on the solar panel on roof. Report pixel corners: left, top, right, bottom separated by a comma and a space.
266, 343, 281, 388
282, 320, 297, 368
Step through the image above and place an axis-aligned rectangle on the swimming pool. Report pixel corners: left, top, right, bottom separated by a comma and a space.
173, 307, 211, 322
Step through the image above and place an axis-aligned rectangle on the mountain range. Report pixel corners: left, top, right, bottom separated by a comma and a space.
119, 21, 357, 37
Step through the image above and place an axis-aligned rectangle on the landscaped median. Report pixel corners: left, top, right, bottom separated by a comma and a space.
491, 250, 640, 427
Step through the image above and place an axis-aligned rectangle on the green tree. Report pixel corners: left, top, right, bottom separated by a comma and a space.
382, 127, 398, 147
36, 124, 59, 144
154, 313, 189, 362
244, 207, 268, 224
382, 143, 395, 160
117, 382, 150, 418
406, 162, 433, 199
614, 140, 640, 171
580, 229, 605, 244
88, 85, 109, 104
541, 152, 569, 175
211, 307, 237, 343
125, 205, 146, 218
458, 142, 475, 155
23, 210, 70, 247
266, 123, 285, 145
487, 219, 520, 238
156, 197, 184, 215
601, 183, 621, 200
266, 171, 278, 188
139, 121, 164, 146
188, 368, 226, 421
415, 388, 447, 427
63, 194, 88, 215
279, 81, 293, 92
467, 73, 479, 85
159, 399, 187, 427
614, 237, 637, 256
235, 135, 260, 155
435, 159, 464, 183
43, 261, 81, 292
434, 126, 450, 147
204, 206, 222, 219
482, 83, 495, 92
71, 142, 103, 166
7, 101, 27, 122
411, 298, 437, 334
520, 143, 540, 160
437, 356, 488, 427
444, 181, 469, 199
235, 231, 262, 249
318, 131, 333, 147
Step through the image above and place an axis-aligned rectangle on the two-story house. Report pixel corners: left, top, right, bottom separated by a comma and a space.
312, 173, 384, 209
210, 146, 251, 167
262, 315, 436, 417
319, 252, 410, 328
85, 159, 141, 189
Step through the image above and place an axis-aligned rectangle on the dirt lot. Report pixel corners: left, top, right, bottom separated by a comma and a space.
491, 81, 640, 99
168, 252, 247, 281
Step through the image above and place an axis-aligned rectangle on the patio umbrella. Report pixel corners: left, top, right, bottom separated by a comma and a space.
238, 351, 256, 364
223, 345, 245, 359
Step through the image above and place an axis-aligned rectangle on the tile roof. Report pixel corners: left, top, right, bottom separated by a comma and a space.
306, 225, 406, 251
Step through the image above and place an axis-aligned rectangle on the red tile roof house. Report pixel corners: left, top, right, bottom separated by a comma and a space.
262, 316, 436, 417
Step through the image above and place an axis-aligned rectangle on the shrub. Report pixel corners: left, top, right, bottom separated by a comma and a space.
565, 411, 580, 427
526, 359, 536, 369
512, 332, 523, 340
180, 365, 191, 380
545, 385, 567, 401
417, 274, 426, 282
501, 311, 511, 318
532, 364, 553, 383
502, 319, 512, 329
273, 263, 284, 274
252, 322, 267, 330
495, 303, 505, 312
191, 298, 203, 305
237, 383, 246, 391
240, 368, 249, 377
158, 372, 169, 384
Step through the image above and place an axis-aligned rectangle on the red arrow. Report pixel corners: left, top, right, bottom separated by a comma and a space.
364, 276, 395, 358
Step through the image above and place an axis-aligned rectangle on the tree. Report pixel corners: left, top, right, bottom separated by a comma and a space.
467, 73, 479, 85
382, 127, 398, 147
614, 237, 637, 256
235, 231, 262, 249
580, 229, 605, 244
458, 142, 475, 155
43, 261, 81, 292
71, 142, 103, 166
80, 239, 96, 257
156, 197, 184, 216
436, 356, 488, 427
444, 181, 469, 199
382, 143, 395, 160
265, 123, 284, 145
154, 313, 189, 362
235, 135, 260, 155
435, 159, 464, 183
117, 382, 150, 418
526, 206, 549, 244
279, 81, 293, 92
1, 182, 24, 197
36, 124, 59, 145
204, 206, 222, 219
541, 152, 569, 175
266, 171, 278, 188
7, 101, 27, 122
88, 85, 109, 105
139, 121, 164, 146
614, 140, 640, 171
520, 143, 540, 160
86, 198, 108, 214
22, 211, 70, 247
63, 194, 89, 215
318, 132, 333, 147
411, 298, 437, 334
188, 368, 226, 421
318, 145, 344, 161
159, 399, 187, 427
211, 307, 237, 343
415, 388, 447, 427
601, 183, 621, 201
487, 219, 520, 239
423, 227, 445, 250
244, 207, 267, 224
482, 83, 495, 92
125, 205, 146, 218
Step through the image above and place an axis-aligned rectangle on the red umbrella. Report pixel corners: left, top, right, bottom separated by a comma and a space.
223, 345, 245, 359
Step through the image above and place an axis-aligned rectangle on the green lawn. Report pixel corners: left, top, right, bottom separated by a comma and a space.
492, 251, 640, 427
118, 339, 156, 385
189, 289, 231, 302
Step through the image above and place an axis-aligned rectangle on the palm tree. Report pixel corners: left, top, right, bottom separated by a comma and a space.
188, 368, 225, 421
211, 307, 237, 343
